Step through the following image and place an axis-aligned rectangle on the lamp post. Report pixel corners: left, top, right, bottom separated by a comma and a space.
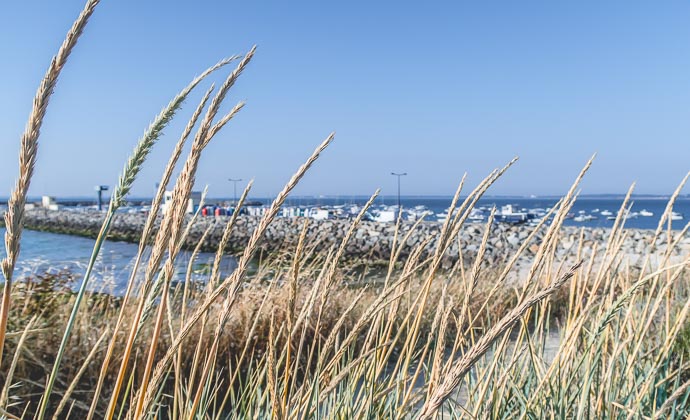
94, 185, 109, 211
390, 172, 407, 209
228, 178, 243, 204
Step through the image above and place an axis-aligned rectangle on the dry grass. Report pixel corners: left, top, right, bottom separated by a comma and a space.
1, 3, 690, 419
1, 210, 688, 419
0, 0, 100, 374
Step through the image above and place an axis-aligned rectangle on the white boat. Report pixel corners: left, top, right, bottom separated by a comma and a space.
600, 210, 613, 217
574, 214, 597, 222
495, 204, 528, 224
606, 209, 635, 220
373, 210, 396, 223
671, 212, 684, 221
406, 208, 432, 221
468, 209, 484, 222
639, 209, 653, 217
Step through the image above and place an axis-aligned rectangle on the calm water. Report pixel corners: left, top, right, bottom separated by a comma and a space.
0, 227, 234, 295
0, 197, 686, 291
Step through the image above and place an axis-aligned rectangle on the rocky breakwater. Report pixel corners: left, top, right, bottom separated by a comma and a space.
10, 209, 690, 267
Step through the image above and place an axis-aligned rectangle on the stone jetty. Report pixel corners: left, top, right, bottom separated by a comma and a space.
6, 209, 689, 267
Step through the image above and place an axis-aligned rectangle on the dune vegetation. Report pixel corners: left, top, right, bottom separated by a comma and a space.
1, 1, 689, 418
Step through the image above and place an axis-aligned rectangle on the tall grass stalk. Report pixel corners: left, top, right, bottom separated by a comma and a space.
0, 0, 100, 373
104, 48, 255, 419
130, 48, 254, 420
86, 83, 218, 420
37, 54, 234, 420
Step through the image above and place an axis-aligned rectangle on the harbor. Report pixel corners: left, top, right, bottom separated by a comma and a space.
2, 194, 687, 230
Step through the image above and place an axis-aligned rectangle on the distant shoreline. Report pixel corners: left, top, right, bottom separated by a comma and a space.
1, 194, 688, 206
3, 208, 686, 268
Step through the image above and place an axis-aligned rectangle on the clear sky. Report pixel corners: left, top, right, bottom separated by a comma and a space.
1, 1, 689, 199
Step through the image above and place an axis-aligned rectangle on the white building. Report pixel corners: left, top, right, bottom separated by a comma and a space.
308, 208, 331, 220
41, 196, 61, 211
162, 190, 203, 214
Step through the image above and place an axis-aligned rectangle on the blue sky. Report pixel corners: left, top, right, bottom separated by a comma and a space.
1, 1, 689, 199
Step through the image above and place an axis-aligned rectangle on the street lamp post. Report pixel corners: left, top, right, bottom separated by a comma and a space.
94, 185, 109, 211
390, 172, 407, 209
228, 178, 243, 204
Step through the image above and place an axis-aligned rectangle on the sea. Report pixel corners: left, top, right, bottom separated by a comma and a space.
0, 196, 687, 291
0, 228, 234, 295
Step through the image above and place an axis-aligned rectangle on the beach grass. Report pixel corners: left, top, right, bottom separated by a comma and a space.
1, 1, 689, 419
